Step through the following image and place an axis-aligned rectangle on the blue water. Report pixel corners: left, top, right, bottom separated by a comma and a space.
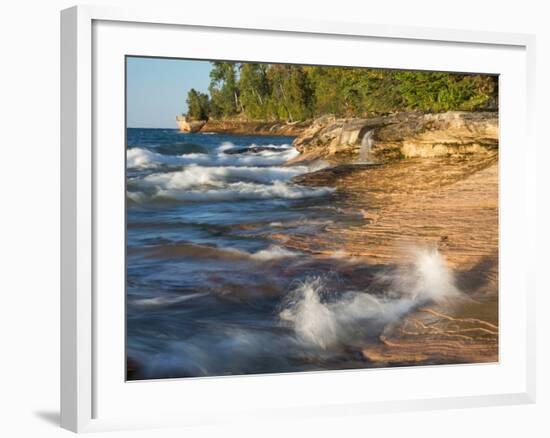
126, 128, 387, 380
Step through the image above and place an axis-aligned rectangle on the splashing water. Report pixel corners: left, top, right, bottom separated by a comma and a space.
279, 249, 462, 351
126, 128, 472, 379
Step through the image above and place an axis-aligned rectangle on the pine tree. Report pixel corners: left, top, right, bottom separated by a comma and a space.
186, 88, 210, 121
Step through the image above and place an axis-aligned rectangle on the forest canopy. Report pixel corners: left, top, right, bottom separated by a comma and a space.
185, 61, 498, 121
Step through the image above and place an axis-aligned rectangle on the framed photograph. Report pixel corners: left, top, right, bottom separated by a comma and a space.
61, 5, 536, 433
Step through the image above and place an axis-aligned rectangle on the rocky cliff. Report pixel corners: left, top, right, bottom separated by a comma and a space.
291, 111, 498, 163
201, 119, 309, 136
176, 115, 207, 133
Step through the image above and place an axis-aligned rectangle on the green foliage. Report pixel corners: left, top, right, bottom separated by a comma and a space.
186, 88, 210, 121
306, 66, 347, 115
267, 65, 313, 121
394, 72, 497, 112
186, 61, 498, 121
358, 70, 406, 113
209, 62, 240, 117
238, 63, 271, 119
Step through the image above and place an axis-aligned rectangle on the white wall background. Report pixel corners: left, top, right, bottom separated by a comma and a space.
0, 1, 547, 437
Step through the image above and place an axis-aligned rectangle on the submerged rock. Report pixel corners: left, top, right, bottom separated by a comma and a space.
223, 146, 282, 155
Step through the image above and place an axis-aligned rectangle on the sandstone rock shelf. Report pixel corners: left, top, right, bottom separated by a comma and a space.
285, 152, 499, 366
290, 111, 498, 163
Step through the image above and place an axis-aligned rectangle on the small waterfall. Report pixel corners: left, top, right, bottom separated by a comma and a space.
359, 130, 374, 163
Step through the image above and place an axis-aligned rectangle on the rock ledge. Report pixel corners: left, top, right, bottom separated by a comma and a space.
291, 111, 499, 162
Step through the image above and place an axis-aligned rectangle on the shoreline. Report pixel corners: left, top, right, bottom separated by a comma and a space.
183, 110, 499, 164
126, 126, 499, 377
195, 118, 309, 137
282, 112, 500, 366
288, 152, 499, 367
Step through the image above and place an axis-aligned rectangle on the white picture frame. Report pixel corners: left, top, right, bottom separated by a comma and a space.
60, 4, 537, 433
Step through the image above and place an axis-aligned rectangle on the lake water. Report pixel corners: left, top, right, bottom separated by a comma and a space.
126, 128, 459, 379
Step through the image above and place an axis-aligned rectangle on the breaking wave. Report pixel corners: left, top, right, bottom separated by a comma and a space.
137, 242, 301, 262
129, 248, 464, 378
137, 181, 333, 202
127, 142, 300, 169
137, 164, 307, 189
127, 147, 210, 168
279, 249, 462, 350
127, 142, 331, 204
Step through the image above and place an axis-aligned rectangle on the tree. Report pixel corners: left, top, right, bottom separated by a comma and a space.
267, 65, 313, 121
192, 61, 498, 121
394, 72, 498, 112
307, 66, 345, 116
209, 62, 240, 118
186, 88, 210, 120
238, 63, 271, 119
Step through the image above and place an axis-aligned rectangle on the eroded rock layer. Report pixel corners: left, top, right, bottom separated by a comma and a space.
291, 111, 498, 162
201, 119, 309, 136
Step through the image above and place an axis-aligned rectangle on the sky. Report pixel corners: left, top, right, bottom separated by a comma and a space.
126, 57, 212, 129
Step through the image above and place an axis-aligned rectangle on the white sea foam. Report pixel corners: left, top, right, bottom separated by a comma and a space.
155, 181, 334, 202
127, 140, 334, 204
133, 292, 208, 307
131, 250, 462, 378
127, 147, 161, 168
250, 245, 300, 261
215, 244, 301, 261
127, 147, 209, 168
279, 249, 462, 350
138, 164, 307, 190
214, 148, 299, 166
128, 143, 300, 169
216, 141, 237, 152
128, 160, 334, 202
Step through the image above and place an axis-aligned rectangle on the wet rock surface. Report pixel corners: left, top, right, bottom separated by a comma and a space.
288, 152, 499, 365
